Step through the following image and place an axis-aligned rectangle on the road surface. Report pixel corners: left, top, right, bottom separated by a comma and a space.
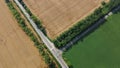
61, 5, 120, 51
14, 0, 69, 68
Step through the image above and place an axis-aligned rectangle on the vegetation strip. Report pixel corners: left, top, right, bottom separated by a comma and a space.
5, 1, 59, 68
53, 0, 120, 48
18, 0, 46, 36
64, 10, 120, 68
14, 0, 62, 67
63, 0, 120, 67
62, 4, 120, 51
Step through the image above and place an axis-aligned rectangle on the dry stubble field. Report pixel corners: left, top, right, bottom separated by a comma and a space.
0, 0, 47, 68
23, 0, 108, 39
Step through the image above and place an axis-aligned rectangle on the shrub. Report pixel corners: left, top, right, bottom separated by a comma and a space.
6, 1, 58, 68
18, 0, 47, 35
53, 0, 120, 48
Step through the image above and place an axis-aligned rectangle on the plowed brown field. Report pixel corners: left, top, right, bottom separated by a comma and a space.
0, 0, 47, 68
23, 0, 108, 39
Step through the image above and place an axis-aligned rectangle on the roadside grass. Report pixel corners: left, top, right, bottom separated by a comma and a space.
64, 12, 120, 68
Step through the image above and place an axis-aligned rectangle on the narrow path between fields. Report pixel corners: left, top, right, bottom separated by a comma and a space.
14, 0, 68, 68
14, 0, 120, 68
61, 5, 120, 51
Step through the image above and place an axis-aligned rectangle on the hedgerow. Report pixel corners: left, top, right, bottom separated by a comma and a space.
6, 1, 58, 68
53, 0, 120, 48
18, 0, 46, 35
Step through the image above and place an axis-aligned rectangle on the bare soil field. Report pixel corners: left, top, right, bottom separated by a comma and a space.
0, 0, 47, 68
23, 0, 108, 39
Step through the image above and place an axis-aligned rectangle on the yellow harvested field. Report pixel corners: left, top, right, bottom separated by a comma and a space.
23, 0, 108, 39
0, 0, 47, 68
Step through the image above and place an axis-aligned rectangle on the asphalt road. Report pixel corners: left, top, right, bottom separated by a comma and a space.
61, 5, 120, 51
14, 0, 69, 68
13, 0, 120, 67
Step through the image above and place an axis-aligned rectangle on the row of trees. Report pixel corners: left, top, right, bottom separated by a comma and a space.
18, 0, 47, 35
53, 0, 120, 48
62, 0, 120, 68
6, 1, 58, 68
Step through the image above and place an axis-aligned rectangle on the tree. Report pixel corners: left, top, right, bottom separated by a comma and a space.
5, 0, 9, 3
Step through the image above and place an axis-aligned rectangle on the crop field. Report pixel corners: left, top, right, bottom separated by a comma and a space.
64, 12, 120, 68
0, 0, 47, 68
23, 0, 108, 39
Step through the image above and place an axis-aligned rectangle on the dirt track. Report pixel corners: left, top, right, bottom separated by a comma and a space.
23, 0, 108, 39
0, 0, 47, 68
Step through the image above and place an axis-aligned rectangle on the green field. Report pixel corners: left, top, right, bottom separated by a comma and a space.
64, 12, 120, 68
